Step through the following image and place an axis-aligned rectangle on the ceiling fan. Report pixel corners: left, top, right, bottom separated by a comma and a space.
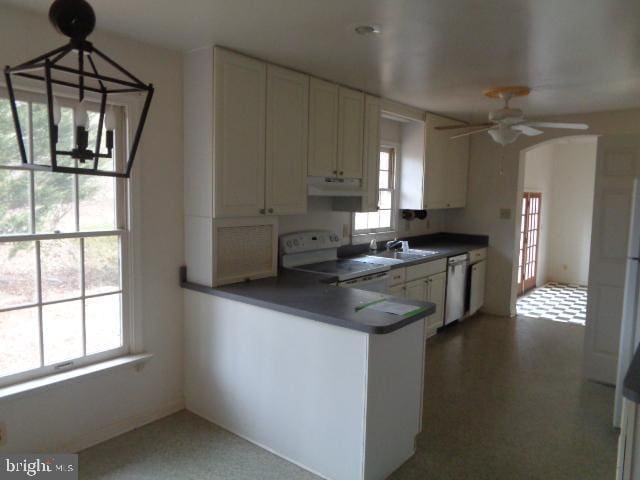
436, 86, 589, 146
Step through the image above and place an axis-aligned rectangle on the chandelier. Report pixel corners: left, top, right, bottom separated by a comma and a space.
3, 0, 154, 178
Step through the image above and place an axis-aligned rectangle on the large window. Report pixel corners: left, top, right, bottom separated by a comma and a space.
0, 90, 129, 386
354, 146, 397, 235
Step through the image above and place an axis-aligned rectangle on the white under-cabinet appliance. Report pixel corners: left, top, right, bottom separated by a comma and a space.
279, 230, 390, 288
467, 248, 487, 317
445, 253, 469, 325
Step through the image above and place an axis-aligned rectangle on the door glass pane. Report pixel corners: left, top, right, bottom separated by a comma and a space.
0, 308, 40, 377
41, 238, 81, 302
379, 171, 389, 189
34, 171, 76, 233
84, 236, 120, 295
0, 241, 36, 309
43, 300, 83, 365
85, 293, 122, 355
0, 169, 31, 235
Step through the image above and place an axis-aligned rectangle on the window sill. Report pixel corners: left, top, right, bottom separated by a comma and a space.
352, 231, 398, 245
0, 353, 153, 402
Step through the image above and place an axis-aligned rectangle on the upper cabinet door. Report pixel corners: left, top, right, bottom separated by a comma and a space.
308, 78, 339, 177
337, 87, 365, 179
265, 65, 309, 216
424, 114, 469, 209
213, 47, 266, 217
361, 95, 381, 212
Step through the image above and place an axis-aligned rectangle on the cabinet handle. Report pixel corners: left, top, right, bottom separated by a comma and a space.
259, 208, 266, 214
268, 208, 274, 214
333, 170, 338, 175
339, 171, 344, 175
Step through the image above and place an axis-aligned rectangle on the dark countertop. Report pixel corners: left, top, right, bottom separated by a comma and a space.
180, 233, 489, 335
181, 268, 435, 335
624, 346, 640, 404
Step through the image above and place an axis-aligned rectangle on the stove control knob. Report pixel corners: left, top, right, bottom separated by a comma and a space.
286, 240, 292, 248
293, 239, 299, 246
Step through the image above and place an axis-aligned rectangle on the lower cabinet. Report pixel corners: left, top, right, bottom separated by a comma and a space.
387, 261, 447, 340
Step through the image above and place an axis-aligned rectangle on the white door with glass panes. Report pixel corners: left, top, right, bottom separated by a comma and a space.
0, 90, 129, 387
354, 146, 396, 234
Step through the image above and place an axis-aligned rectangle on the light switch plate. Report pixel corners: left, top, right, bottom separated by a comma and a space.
499, 208, 512, 220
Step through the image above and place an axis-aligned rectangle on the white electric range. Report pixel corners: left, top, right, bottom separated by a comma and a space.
279, 230, 391, 287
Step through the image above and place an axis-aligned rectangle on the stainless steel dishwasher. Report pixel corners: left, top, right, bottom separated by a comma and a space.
445, 253, 469, 325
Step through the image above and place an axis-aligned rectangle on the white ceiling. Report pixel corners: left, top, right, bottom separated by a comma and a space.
4, 0, 640, 122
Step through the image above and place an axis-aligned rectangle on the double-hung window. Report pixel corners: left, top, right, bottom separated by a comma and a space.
0, 89, 130, 387
354, 146, 397, 236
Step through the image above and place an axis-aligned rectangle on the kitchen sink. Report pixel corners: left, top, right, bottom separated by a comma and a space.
405, 249, 440, 256
370, 251, 427, 261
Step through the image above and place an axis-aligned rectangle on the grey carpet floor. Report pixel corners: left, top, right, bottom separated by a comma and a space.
80, 314, 617, 479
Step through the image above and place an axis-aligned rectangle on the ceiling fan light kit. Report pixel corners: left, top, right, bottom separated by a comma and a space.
435, 85, 588, 146
4, 0, 154, 178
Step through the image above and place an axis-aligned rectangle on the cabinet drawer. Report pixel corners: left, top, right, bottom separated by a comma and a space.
387, 268, 406, 286
469, 248, 487, 263
406, 258, 447, 281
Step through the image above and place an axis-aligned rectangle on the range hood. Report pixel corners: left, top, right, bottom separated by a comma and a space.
307, 176, 365, 197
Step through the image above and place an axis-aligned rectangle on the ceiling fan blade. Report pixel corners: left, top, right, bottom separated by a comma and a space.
435, 123, 494, 130
511, 125, 544, 136
450, 126, 495, 139
525, 122, 589, 130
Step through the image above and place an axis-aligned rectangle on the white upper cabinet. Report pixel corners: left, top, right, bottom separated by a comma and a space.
308, 79, 365, 180
308, 78, 339, 177
213, 47, 267, 217
337, 87, 365, 178
265, 65, 309, 215
185, 47, 308, 218
360, 95, 381, 212
424, 113, 470, 209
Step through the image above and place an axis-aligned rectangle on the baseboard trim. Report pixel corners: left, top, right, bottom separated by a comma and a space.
63, 398, 185, 453
185, 405, 329, 480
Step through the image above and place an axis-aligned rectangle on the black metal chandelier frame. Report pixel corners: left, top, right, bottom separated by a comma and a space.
4, 1, 154, 178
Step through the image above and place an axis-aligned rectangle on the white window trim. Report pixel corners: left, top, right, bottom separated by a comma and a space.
0, 85, 146, 390
352, 142, 401, 244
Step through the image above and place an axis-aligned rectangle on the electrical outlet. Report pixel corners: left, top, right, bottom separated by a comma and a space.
0, 422, 6, 447
499, 208, 512, 220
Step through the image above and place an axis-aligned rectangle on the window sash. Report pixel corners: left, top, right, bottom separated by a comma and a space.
0, 89, 131, 387
353, 146, 397, 235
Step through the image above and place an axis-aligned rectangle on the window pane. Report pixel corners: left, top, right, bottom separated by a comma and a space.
0, 169, 31, 235
0, 99, 28, 166
0, 308, 40, 377
367, 212, 380, 229
86, 293, 122, 355
79, 175, 116, 230
354, 212, 368, 231
32, 103, 51, 165
34, 171, 76, 233
379, 171, 389, 190
41, 238, 81, 302
43, 300, 83, 365
379, 190, 392, 210
0, 242, 36, 309
85, 236, 120, 295
379, 209, 391, 229
379, 151, 389, 170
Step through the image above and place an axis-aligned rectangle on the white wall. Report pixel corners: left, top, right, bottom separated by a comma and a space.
447, 109, 640, 316
546, 142, 596, 285
0, 6, 184, 452
522, 140, 597, 286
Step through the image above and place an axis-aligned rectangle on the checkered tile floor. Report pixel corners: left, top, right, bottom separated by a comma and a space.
516, 282, 587, 325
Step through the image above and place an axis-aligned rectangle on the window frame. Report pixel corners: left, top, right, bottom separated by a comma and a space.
352, 143, 400, 242
0, 86, 138, 388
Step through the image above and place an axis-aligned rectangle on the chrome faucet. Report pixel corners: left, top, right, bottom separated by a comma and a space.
386, 239, 409, 252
